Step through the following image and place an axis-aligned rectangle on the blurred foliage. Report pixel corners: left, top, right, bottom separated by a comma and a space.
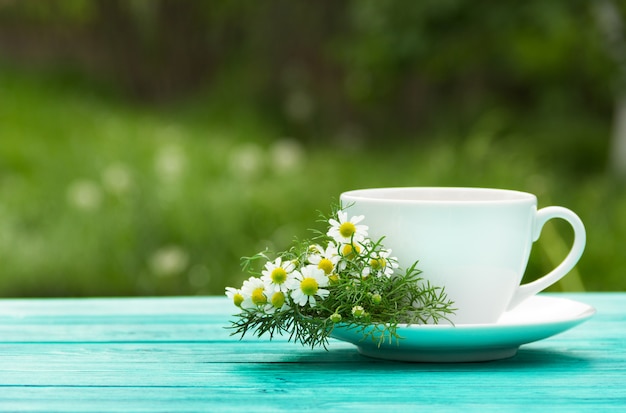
0, 0, 625, 296
0, 1, 616, 141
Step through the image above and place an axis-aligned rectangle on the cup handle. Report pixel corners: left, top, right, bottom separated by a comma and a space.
507, 206, 586, 310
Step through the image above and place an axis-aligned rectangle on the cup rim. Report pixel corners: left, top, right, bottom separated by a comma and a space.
340, 187, 537, 204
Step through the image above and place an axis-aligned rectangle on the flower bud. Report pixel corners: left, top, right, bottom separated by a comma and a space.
351, 305, 365, 318
330, 312, 342, 323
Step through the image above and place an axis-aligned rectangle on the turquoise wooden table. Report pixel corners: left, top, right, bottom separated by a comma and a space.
0, 293, 624, 412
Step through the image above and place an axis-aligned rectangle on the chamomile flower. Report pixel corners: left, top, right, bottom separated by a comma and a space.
261, 257, 295, 293
340, 242, 362, 259
287, 265, 329, 307
307, 242, 340, 275
264, 291, 290, 314
225, 287, 245, 308
336, 241, 363, 272
363, 248, 399, 278
240, 276, 269, 309
327, 210, 368, 244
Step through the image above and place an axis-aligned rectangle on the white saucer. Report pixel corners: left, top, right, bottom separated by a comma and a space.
330, 295, 595, 362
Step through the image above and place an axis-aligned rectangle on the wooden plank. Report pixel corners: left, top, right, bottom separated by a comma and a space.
0, 293, 620, 318
0, 293, 621, 342
1, 387, 620, 413
0, 293, 618, 317
0, 296, 229, 316
0, 361, 624, 413
0, 341, 623, 391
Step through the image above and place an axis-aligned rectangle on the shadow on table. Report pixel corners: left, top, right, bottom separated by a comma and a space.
261, 345, 594, 372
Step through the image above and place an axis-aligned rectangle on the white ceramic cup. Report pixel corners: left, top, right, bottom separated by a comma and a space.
340, 187, 586, 324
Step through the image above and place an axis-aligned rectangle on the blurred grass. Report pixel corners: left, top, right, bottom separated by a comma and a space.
0, 66, 624, 297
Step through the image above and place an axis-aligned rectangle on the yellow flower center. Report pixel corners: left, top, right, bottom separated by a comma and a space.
370, 258, 386, 270
300, 277, 319, 296
342, 243, 361, 259
317, 258, 334, 274
233, 293, 244, 307
251, 287, 267, 305
329, 274, 340, 284
271, 267, 287, 284
271, 291, 285, 308
339, 222, 356, 238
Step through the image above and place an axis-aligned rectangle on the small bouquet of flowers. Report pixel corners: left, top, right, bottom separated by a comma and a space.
226, 206, 454, 349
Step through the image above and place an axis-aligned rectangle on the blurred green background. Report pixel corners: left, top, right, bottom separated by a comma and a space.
0, 0, 625, 297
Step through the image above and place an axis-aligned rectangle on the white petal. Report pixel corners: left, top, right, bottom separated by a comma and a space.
350, 215, 365, 224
